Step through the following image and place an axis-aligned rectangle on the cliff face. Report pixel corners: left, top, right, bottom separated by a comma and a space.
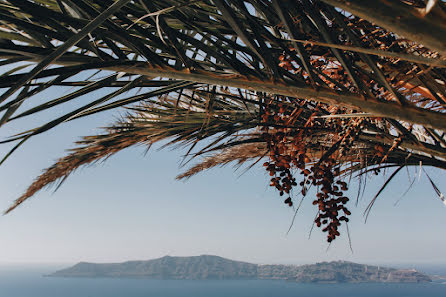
385, 269, 432, 283
291, 261, 432, 283
52, 255, 258, 280
50, 256, 432, 283
257, 264, 300, 279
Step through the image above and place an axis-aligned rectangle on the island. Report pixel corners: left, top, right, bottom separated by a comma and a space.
50, 255, 431, 283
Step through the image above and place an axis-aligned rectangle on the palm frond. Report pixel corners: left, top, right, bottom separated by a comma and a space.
5, 90, 258, 213
1, 0, 446, 241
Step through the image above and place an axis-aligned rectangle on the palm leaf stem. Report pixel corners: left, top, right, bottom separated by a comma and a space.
320, 0, 446, 56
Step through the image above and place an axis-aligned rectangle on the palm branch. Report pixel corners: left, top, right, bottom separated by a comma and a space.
0, 0, 445, 241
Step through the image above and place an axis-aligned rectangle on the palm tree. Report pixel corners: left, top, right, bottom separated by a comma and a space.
0, 0, 445, 241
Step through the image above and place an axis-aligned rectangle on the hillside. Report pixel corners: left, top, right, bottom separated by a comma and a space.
50, 256, 431, 283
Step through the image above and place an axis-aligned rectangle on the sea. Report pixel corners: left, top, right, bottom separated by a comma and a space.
1, 264, 445, 297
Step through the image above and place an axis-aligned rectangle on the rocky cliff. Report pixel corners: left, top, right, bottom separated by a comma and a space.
50, 256, 431, 283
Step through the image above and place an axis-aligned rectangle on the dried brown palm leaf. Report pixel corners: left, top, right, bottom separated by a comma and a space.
176, 142, 267, 180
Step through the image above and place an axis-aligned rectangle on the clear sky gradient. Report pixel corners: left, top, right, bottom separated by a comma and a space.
0, 86, 445, 266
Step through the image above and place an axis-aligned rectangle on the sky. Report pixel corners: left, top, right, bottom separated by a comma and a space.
0, 86, 445, 266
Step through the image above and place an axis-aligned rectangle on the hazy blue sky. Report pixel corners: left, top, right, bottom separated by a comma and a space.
0, 86, 445, 266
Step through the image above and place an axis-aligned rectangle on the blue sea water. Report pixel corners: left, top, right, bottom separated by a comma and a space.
1, 265, 445, 297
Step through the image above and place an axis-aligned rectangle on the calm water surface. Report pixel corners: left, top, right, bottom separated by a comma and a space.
0, 265, 445, 297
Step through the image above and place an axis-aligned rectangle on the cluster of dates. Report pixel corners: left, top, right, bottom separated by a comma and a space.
260, 99, 362, 242
310, 159, 351, 243
260, 100, 310, 208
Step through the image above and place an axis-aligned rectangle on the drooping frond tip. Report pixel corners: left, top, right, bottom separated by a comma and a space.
4, 128, 148, 214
